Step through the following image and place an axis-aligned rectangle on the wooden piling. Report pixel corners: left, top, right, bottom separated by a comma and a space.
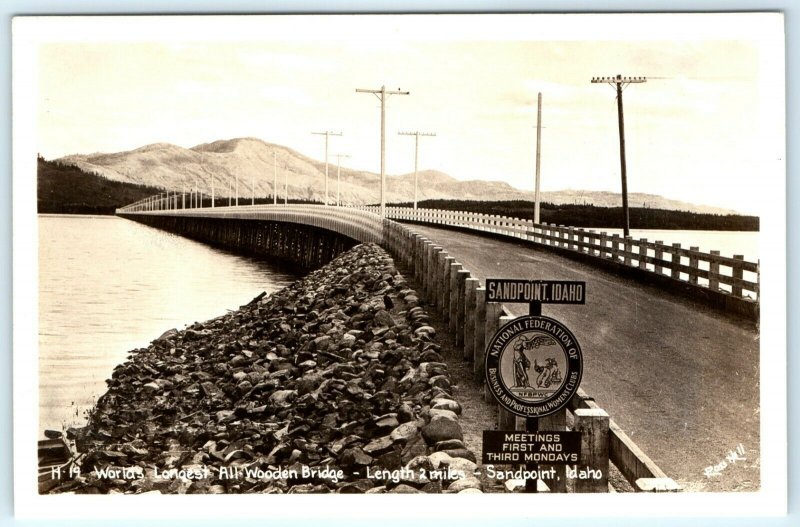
464, 278, 479, 361
448, 262, 463, 334
442, 256, 455, 322
473, 287, 487, 382
574, 408, 610, 493
455, 270, 470, 347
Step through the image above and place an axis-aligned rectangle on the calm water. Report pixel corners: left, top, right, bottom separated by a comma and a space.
38, 215, 298, 434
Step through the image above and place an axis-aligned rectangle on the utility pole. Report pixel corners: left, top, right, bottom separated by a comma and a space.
235, 176, 239, 207
228, 180, 232, 207
399, 130, 436, 210
534, 92, 542, 224
591, 74, 647, 237
312, 131, 342, 206
334, 153, 351, 206
273, 151, 278, 205
252, 174, 255, 206
284, 163, 288, 205
356, 85, 410, 217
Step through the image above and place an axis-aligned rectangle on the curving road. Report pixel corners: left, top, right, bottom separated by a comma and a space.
408, 224, 760, 492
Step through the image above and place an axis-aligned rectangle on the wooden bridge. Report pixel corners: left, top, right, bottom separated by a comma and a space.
117, 199, 760, 492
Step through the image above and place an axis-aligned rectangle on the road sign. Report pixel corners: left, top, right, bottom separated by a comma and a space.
485, 279, 585, 304
485, 315, 583, 418
482, 430, 581, 465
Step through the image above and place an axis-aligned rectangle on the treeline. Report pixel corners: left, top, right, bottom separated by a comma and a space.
394, 199, 759, 231
37, 156, 163, 215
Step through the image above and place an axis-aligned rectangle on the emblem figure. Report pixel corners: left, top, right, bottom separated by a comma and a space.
534, 357, 563, 388
512, 340, 532, 388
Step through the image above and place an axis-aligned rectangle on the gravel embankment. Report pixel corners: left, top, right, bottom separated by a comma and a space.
47, 243, 481, 494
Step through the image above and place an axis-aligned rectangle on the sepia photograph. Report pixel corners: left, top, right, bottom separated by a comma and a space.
12, 11, 787, 520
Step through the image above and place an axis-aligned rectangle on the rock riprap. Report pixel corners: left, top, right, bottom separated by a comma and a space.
48, 243, 481, 494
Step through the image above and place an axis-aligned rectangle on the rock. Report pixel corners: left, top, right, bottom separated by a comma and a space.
414, 326, 436, 339
429, 409, 459, 422
422, 419, 463, 445
375, 451, 402, 470
427, 451, 454, 469
296, 373, 322, 395
156, 328, 179, 341
389, 484, 422, 494
400, 435, 428, 465
374, 309, 395, 328
431, 398, 462, 415
441, 448, 477, 463
420, 480, 443, 493
447, 476, 482, 492
337, 479, 375, 493
389, 422, 419, 444
373, 414, 399, 431
428, 375, 452, 392
434, 439, 465, 451
446, 457, 478, 476
43, 429, 63, 439
269, 390, 296, 407
457, 488, 483, 494
363, 435, 394, 456
504, 479, 526, 493
340, 447, 373, 467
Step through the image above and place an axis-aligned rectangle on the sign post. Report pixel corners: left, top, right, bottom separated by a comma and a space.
483, 279, 585, 493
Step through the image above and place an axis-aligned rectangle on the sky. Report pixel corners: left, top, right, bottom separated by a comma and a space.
31, 14, 784, 214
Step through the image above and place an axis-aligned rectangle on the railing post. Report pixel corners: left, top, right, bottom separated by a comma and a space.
689, 246, 700, 285
484, 302, 503, 403
416, 236, 426, 282
497, 314, 517, 430
568, 226, 575, 251
448, 262, 463, 334
574, 408, 610, 493
474, 286, 486, 381
654, 241, 664, 275
423, 241, 433, 301
671, 243, 682, 280
598, 232, 607, 258
434, 249, 448, 311
610, 234, 620, 262
464, 278, 480, 361
442, 256, 455, 322
455, 270, 470, 347
709, 250, 721, 291
539, 409, 567, 492
639, 239, 648, 270
732, 255, 744, 297
623, 236, 632, 266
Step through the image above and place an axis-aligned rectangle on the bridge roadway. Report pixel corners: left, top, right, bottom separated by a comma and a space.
408, 224, 759, 491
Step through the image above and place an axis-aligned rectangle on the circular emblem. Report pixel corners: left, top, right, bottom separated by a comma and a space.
485, 315, 582, 417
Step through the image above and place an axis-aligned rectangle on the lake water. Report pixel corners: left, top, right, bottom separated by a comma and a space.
597, 228, 758, 263
38, 215, 298, 434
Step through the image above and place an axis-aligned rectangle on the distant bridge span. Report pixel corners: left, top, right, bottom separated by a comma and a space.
117, 202, 760, 491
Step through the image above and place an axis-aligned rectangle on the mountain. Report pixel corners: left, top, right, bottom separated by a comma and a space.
54, 137, 738, 214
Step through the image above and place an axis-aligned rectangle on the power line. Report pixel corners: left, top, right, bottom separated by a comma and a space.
398, 130, 436, 210
356, 85, 410, 217
590, 74, 647, 237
